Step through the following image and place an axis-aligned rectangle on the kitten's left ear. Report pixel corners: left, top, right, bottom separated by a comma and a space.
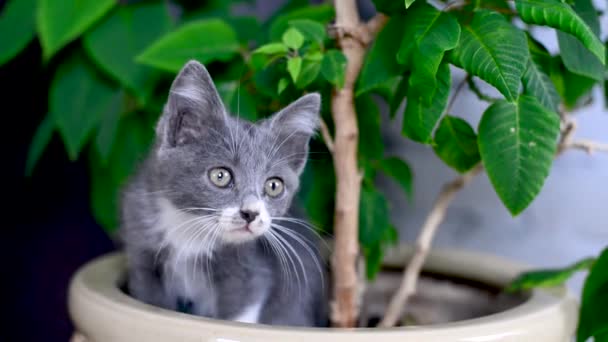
267, 93, 321, 174
156, 60, 227, 149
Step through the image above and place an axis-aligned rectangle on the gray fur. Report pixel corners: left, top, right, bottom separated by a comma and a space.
120, 60, 327, 327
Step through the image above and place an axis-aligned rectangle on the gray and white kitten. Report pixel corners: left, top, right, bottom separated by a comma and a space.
120, 60, 327, 326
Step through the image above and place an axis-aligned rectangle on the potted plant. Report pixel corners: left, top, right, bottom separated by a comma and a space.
5, 0, 607, 340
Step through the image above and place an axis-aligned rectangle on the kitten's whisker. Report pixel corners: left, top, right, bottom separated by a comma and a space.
125, 189, 178, 198
172, 216, 217, 278
237, 121, 256, 153
206, 224, 223, 295
271, 217, 332, 248
186, 220, 209, 279
178, 207, 221, 213
270, 229, 308, 295
154, 215, 216, 266
265, 231, 296, 295
268, 130, 299, 161
261, 236, 289, 294
196, 222, 219, 293
271, 224, 325, 291
202, 125, 236, 156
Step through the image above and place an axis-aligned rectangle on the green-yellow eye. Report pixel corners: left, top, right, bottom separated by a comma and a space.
209, 168, 232, 187
264, 178, 284, 197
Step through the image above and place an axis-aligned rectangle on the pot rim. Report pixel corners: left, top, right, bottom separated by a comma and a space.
69, 247, 578, 339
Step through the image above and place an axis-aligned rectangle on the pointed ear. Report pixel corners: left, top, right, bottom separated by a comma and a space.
267, 93, 321, 174
156, 60, 227, 149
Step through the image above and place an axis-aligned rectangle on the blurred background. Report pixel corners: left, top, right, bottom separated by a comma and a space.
2, 0, 606, 341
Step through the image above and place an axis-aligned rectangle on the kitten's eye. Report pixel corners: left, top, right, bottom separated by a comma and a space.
209, 168, 232, 188
264, 178, 284, 197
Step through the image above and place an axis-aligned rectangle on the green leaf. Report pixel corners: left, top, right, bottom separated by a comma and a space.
405, 0, 417, 8
50, 55, 122, 160
0, 0, 37, 65
90, 115, 154, 232
578, 248, 608, 342
522, 58, 560, 113
556, 0, 604, 81
397, 3, 460, 103
402, 62, 450, 143
373, 0, 406, 14
363, 244, 384, 279
227, 16, 260, 44
359, 186, 391, 247
478, 96, 560, 215
300, 158, 335, 232
544, 54, 596, 108
137, 19, 240, 73
278, 77, 289, 94
321, 50, 347, 89
217, 81, 257, 121
25, 114, 55, 177
282, 27, 304, 50
37, 0, 115, 60
508, 257, 594, 292
269, 5, 334, 41
450, 10, 528, 101
254, 42, 289, 55
287, 56, 302, 82
83, 2, 172, 105
389, 74, 409, 119
356, 96, 384, 161
379, 157, 413, 199
295, 59, 321, 89
357, 16, 407, 96
95, 96, 123, 164
433, 116, 480, 173
288, 19, 326, 43
305, 50, 323, 62
558, 32, 604, 81
559, 68, 596, 108
515, 0, 605, 65
359, 185, 393, 279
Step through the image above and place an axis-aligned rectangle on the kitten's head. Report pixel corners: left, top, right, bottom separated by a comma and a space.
154, 60, 319, 247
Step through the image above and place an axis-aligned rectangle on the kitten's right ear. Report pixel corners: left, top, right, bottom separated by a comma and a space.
156, 60, 227, 149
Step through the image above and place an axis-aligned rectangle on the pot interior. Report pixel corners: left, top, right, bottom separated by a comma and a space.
361, 266, 529, 327
117, 265, 529, 328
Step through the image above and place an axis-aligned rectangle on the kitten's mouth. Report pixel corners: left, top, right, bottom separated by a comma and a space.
234, 225, 251, 232
227, 224, 253, 235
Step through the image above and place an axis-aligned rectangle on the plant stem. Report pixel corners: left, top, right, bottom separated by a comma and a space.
330, 0, 387, 327
379, 165, 483, 327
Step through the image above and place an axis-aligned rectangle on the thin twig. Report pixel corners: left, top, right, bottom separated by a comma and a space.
564, 139, 608, 154
379, 164, 483, 327
466, 75, 501, 103
446, 76, 468, 114
319, 118, 335, 153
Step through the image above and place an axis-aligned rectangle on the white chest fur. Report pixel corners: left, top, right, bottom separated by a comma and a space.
231, 297, 265, 323
156, 197, 212, 258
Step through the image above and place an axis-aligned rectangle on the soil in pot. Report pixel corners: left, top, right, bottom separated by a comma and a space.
361, 267, 529, 327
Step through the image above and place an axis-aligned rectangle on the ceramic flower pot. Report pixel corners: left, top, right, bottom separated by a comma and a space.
68, 246, 577, 341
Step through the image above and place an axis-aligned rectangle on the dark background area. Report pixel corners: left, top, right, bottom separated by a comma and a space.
1, 27, 115, 342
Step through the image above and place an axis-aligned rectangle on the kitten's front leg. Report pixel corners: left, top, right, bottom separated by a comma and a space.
126, 249, 173, 310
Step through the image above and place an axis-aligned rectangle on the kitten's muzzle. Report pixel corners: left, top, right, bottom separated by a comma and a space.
240, 209, 259, 223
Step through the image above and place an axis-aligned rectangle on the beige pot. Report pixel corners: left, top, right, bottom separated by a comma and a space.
68, 247, 577, 342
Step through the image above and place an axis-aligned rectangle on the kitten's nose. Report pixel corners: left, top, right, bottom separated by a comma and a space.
240, 209, 259, 223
